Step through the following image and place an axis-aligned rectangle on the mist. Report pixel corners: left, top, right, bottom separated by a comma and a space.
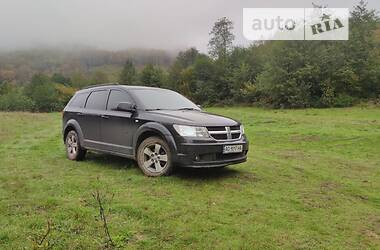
0, 0, 379, 52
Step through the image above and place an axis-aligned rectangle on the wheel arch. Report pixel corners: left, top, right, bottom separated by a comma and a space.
63, 119, 85, 146
133, 122, 177, 157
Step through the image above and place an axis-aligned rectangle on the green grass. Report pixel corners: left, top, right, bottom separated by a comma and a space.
0, 107, 379, 249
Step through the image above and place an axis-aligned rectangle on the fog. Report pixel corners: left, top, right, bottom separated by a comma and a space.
0, 0, 379, 52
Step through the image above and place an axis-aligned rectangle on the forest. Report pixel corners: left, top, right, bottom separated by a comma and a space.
0, 1, 379, 112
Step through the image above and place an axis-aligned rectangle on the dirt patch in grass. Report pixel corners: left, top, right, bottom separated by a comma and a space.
301, 181, 342, 209
277, 149, 307, 160
320, 181, 341, 192
362, 216, 380, 245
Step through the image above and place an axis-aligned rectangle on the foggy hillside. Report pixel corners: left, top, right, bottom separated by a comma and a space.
0, 47, 176, 83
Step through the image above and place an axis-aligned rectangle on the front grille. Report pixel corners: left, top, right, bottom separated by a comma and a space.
210, 133, 228, 140
230, 125, 240, 130
232, 133, 240, 139
207, 126, 226, 132
207, 126, 242, 141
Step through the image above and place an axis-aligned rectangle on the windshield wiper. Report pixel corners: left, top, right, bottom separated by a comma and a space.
146, 108, 199, 111
177, 107, 199, 111
145, 108, 164, 111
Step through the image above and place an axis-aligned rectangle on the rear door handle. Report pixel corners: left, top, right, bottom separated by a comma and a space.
77, 112, 84, 116
101, 115, 109, 119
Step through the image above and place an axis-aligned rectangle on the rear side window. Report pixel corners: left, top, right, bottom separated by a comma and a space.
85, 90, 108, 110
69, 93, 88, 108
107, 90, 132, 110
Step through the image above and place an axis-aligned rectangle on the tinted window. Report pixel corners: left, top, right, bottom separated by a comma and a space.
70, 93, 88, 108
130, 89, 199, 110
107, 90, 132, 110
85, 90, 108, 110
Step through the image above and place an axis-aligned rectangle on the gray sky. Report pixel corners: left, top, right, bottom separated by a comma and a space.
0, 0, 379, 52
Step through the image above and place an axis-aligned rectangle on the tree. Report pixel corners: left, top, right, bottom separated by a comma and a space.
208, 17, 235, 61
168, 48, 200, 91
119, 60, 137, 84
0, 88, 34, 111
51, 73, 72, 86
255, 41, 319, 108
175, 48, 200, 68
0, 81, 12, 95
348, 0, 380, 97
140, 64, 165, 87
55, 84, 77, 108
24, 73, 60, 112
207, 17, 236, 103
192, 55, 218, 104
71, 71, 90, 88
92, 70, 109, 84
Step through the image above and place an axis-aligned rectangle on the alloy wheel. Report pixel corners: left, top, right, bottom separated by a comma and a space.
142, 143, 168, 173
66, 133, 78, 157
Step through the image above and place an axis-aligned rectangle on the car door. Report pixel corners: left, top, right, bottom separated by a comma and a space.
100, 89, 136, 156
81, 90, 109, 148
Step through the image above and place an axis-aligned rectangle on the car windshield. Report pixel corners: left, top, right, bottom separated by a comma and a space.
129, 89, 200, 111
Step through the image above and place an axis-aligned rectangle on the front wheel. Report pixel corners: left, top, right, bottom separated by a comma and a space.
136, 136, 174, 177
65, 130, 86, 161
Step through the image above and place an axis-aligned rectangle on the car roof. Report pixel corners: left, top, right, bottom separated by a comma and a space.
76, 84, 167, 94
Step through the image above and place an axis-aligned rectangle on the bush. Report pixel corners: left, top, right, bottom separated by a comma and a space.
55, 84, 77, 110
24, 73, 63, 112
0, 89, 35, 111
333, 94, 357, 107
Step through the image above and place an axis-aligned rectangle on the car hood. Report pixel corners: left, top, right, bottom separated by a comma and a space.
140, 110, 240, 126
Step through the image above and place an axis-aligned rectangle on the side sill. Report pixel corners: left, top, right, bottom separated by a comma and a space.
85, 146, 136, 160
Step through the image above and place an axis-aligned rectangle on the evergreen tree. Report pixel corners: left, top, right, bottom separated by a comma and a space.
348, 0, 380, 97
119, 60, 137, 84
140, 64, 165, 87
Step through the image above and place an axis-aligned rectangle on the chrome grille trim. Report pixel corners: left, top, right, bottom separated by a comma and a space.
207, 126, 242, 141
208, 131, 228, 135
226, 126, 232, 140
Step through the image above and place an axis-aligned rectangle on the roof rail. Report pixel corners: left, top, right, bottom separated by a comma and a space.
81, 83, 120, 90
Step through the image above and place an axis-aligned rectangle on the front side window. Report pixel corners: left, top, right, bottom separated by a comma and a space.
107, 90, 132, 110
85, 90, 108, 110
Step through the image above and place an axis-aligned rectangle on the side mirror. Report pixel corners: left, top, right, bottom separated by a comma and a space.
116, 102, 136, 112
197, 104, 202, 109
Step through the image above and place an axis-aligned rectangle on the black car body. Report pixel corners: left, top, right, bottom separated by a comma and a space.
63, 84, 249, 176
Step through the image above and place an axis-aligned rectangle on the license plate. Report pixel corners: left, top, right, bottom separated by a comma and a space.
223, 145, 243, 154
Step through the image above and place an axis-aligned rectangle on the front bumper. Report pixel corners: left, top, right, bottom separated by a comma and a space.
173, 135, 249, 168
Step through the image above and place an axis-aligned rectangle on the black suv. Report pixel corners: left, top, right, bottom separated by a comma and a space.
63, 85, 249, 176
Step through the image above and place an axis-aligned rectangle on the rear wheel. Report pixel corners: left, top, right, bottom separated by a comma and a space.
65, 130, 86, 161
137, 136, 174, 177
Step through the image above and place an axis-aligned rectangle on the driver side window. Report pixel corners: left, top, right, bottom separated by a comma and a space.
107, 90, 132, 111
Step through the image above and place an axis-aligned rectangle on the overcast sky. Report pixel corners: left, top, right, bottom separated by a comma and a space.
0, 0, 379, 52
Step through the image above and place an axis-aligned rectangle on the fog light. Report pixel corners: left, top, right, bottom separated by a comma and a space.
194, 155, 200, 161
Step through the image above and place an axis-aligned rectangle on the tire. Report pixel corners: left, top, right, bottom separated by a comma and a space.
65, 130, 86, 161
136, 136, 174, 177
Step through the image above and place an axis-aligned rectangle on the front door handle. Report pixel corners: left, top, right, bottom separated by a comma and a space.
101, 115, 109, 119
77, 112, 84, 116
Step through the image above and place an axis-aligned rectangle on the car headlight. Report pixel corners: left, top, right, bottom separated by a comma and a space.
173, 125, 209, 138
240, 125, 245, 134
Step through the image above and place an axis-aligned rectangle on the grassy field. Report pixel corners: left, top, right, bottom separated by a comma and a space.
0, 107, 379, 249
